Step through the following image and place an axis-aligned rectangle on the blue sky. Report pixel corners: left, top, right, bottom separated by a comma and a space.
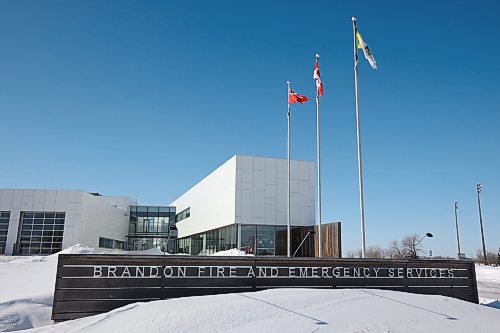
1, 0, 499, 257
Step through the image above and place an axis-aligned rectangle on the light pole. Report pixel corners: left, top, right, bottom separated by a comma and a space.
402, 232, 433, 259
454, 202, 462, 260
476, 184, 487, 264
293, 230, 316, 257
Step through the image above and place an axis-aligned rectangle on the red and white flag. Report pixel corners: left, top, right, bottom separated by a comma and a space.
313, 54, 323, 97
287, 81, 309, 104
288, 88, 309, 104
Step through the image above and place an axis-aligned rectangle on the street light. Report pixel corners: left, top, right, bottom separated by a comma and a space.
293, 229, 316, 257
402, 232, 433, 259
477, 184, 487, 264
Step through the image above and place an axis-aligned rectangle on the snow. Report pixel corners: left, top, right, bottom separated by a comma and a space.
0, 245, 499, 332
211, 248, 253, 256
476, 264, 500, 308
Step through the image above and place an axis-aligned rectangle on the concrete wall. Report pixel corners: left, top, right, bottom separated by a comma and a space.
0, 189, 132, 254
235, 156, 315, 227
172, 156, 237, 238
79, 193, 132, 249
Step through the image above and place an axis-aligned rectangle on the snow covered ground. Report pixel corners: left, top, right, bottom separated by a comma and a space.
0, 246, 498, 332
476, 264, 500, 309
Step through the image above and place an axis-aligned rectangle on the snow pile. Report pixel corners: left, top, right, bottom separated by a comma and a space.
1, 247, 499, 332
54, 244, 95, 255
211, 248, 253, 256
476, 264, 500, 304
98, 248, 164, 255
27, 289, 500, 333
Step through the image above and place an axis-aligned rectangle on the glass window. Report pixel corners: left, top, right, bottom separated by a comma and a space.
275, 226, 287, 256
240, 225, 256, 255
257, 226, 275, 256
0, 212, 10, 254
99, 237, 114, 249
18, 211, 64, 255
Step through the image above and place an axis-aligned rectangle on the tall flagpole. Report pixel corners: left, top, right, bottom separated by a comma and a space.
454, 202, 461, 259
287, 81, 291, 257
315, 54, 322, 258
352, 16, 367, 258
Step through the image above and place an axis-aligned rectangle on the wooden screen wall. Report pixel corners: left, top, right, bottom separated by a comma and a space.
314, 222, 341, 257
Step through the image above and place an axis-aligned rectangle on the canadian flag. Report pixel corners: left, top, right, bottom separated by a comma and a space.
288, 88, 309, 104
313, 54, 323, 97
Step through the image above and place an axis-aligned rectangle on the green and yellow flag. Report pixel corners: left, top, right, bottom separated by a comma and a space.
356, 31, 377, 69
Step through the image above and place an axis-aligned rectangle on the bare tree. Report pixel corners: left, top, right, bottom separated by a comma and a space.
345, 246, 387, 259
402, 234, 424, 259
476, 249, 497, 265
388, 240, 404, 259
387, 234, 427, 259
365, 245, 385, 258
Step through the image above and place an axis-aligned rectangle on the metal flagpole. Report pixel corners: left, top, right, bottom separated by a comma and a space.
287, 81, 291, 257
352, 16, 367, 258
454, 202, 461, 260
315, 55, 322, 258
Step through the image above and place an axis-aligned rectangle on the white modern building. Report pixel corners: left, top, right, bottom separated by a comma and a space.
0, 189, 135, 255
173, 155, 317, 256
0, 155, 338, 257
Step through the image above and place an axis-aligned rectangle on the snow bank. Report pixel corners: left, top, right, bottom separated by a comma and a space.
211, 248, 253, 256
1, 248, 499, 332
476, 264, 500, 301
55, 244, 94, 255
27, 289, 500, 333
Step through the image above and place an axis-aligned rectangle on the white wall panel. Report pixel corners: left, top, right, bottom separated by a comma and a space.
254, 170, 265, 191
173, 156, 237, 238
235, 156, 315, 228
253, 190, 265, 218
78, 193, 130, 249
0, 189, 132, 255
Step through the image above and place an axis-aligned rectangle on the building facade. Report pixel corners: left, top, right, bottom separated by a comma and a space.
127, 205, 177, 252
0, 155, 340, 257
0, 189, 134, 255
173, 155, 317, 256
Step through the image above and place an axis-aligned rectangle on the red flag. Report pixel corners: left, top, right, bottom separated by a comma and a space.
313, 54, 323, 97
288, 88, 309, 104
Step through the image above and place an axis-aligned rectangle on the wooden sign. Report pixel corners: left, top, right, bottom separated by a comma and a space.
52, 255, 479, 321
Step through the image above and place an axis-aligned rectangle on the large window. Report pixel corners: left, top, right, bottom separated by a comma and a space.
175, 207, 190, 222
175, 224, 314, 257
18, 212, 65, 255
176, 225, 237, 255
257, 226, 275, 256
127, 206, 176, 252
99, 237, 126, 250
240, 225, 256, 255
275, 226, 287, 256
0, 211, 10, 254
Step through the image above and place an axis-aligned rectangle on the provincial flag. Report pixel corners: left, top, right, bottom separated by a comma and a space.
313, 54, 324, 97
356, 31, 377, 69
288, 88, 309, 104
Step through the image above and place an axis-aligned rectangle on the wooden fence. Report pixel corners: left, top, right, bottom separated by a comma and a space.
52, 254, 478, 321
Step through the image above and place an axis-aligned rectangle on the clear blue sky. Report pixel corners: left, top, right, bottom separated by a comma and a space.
1, 0, 499, 258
